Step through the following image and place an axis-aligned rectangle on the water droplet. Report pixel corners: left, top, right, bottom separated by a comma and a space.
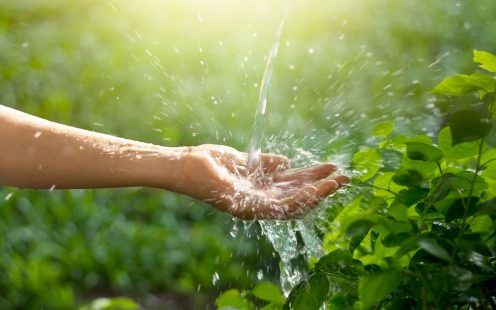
212, 272, 220, 285
257, 269, 263, 280
33, 131, 42, 138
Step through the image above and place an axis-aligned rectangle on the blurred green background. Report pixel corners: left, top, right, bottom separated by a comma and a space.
1, 0, 495, 308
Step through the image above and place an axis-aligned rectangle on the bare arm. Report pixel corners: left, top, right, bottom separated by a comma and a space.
0, 105, 349, 219
0, 104, 185, 190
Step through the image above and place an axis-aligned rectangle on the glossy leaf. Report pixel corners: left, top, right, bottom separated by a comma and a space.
392, 169, 424, 187
373, 121, 395, 137
346, 219, 375, 238
284, 274, 330, 310
427, 174, 455, 204
451, 171, 488, 191
393, 188, 429, 206
473, 50, 496, 74
326, 294, 356, 310
445, 197, 480, 222
438, 127, 480, 159
252, 281, 285, 304
352, 149, 382, 182
417, 238, 451, 262
431, 74, 495, 96
449, 110, 492, 145
381, 232, 412, 248
315, 250, 363, 278
405, 142, 443, 162
477, 198, 496, 216
81, 298, 139, 310
216, 289, 252, 310
358, 269, 403, 309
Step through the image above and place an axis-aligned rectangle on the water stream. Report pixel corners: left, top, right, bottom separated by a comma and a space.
243, 0, 328, 295
246, 0, 293, 176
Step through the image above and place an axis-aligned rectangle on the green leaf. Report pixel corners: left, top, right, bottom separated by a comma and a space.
252, 282, 285, 304
405, 142, 443, 162
346, 219, 374, 254
438, 127, 480, 159
381, 232, 411, 248
481, 149, 496, 167
426, 174, 455, 205
326, 294, 356, 310
358, 269, 403, 309
352, 149, 382, 182
373, 121, 394, 137
417, 238, 451, 262
449, 110, 492, 145
431, 74, 495, 96
260, 304, 283, 310
473, 50, 496, 74
392, 169, 424, 187
393, 188, 429, 207
315, 250, 363, 278
81, 298, 139, 310
346, 219, 375, 238
451, 171, 488, 192
374, 172, 403, 198
466, 74, 496, 93
284, 274, 330, 310
470, 215, 495, 235
445, 197, 480, 222
216, 289, 252, 310
393, 157, 437, 187
477, 198, 496, 216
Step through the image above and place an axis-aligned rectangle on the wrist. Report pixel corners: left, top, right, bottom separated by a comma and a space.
140, 145, 191, 191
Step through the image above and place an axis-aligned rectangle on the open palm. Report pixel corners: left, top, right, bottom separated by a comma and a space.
177, 144, 349, 220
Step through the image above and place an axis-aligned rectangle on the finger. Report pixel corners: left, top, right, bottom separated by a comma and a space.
235, 165, 249, 177
333, 174, 351, 186
279, 179, 340, 218
260, 153, 290, 172
273, 163, 336, 184
275, 173, 349, 197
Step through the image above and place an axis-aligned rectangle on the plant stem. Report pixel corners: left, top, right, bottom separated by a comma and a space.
449, 137, 485, 261
369, 184, 398, 195
436, 161, 444, 176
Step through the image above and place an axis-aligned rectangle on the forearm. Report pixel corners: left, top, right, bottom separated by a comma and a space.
0, 105, 186, 190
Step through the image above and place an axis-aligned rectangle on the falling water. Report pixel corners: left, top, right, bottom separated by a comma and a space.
241, 0, 331, 296
246, 0, 294, 176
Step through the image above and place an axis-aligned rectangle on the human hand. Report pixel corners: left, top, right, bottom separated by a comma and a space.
173, 144, 349, 220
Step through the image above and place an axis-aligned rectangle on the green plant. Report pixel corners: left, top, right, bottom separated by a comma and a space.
216, 50, 496, 309
79, 297, 139, 310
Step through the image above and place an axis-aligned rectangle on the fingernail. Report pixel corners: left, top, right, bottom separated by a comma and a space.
336, 175, 351, 185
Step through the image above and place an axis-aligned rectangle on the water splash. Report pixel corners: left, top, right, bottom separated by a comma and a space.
240, 0, 351, 295
258, 218, 326, 295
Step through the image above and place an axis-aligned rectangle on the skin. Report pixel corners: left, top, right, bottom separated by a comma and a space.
0, 104, 349, 220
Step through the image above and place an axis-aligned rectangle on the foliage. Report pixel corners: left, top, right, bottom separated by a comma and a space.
2, 0, 496, 308
216, 51, 496, 309
79, 297, 139, 310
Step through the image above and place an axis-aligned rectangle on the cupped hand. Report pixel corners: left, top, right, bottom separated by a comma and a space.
176, 144, 349, 220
